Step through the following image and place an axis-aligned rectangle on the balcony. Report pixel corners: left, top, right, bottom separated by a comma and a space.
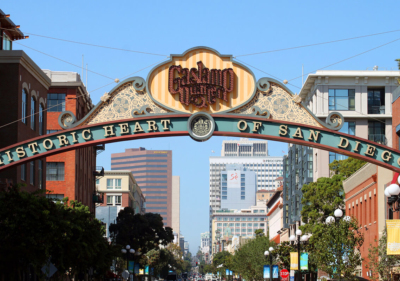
93, 193, 104, 203
94, 143, 105, 155
368, 134, 387, 145
94, 166, 104, 177
368, 105, 385, 114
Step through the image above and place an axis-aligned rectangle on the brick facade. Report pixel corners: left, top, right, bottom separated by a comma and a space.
44, 71, 96, 213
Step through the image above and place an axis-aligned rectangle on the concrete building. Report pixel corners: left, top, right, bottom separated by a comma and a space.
200, 231, 210, 263
267, 189, 283, 244
221, 138, 268, 157
220, 164, 257, 210
43, 70, 98, 213
184, 241, 189, 256
96, 170, 145, 238
256, 189, 275, 201
343, 163, 392, 279
111, 148, 173, 227
172, 176, 180, 242
179, 236, 185, 254
0, 17, 51, 192
299, 70, 398, 179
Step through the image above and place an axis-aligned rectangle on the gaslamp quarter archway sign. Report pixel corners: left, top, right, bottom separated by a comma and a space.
1, 47, 400, 173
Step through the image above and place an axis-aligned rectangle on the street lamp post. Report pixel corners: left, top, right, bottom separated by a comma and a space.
289, 230, 309, 281
121, 245, 135, 281
264, 246, 274, 281
325, 209, 351, 281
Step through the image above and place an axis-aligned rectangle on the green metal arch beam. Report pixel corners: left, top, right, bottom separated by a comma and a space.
0, 114, 399, 173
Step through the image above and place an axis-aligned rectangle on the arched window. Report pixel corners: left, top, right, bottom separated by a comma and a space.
39, 103, 44, 135
22, 89, 27, 124
31, 96, 36, 130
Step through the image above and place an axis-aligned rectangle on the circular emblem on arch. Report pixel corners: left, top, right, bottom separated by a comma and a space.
188, 112, 215, 142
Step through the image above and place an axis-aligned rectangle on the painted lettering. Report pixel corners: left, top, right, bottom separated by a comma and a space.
82, 129, 92, 140
279, 125, 288, 136
133, 122, 144, 133
16, 147, 26, 158
338, 137, 349, 149
147, 121, 158, 132
353, 141, 361, 153
382, 151, 392, 162
0, 156, 3, 165
103, 125, 116, 137
252, 122, 262, 132
119, 123, 130, 135
5, 151, 13, 162
161, 120, 171, 131
70, 132, 78, 143
237, 120, 248, 131
57, 135, 69, 146
43, 139, 54, 150
28, 142, 39, 154
292, 127, 303, 139
308, 130, 320, 142
365, 144, 376, 157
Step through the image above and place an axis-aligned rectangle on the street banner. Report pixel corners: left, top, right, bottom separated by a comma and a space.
139, 268, 144, 275
263, 265, 270, 279
128, 261, 134, 273
145, 265, 149, 275
300, 253, 308, 270
226, 269, 229, 276
150, 267, 154, 275
230, 270, 233, 276
134, 264, 140, 274
272, 265, 279, 278
290, 270, 295, 281
290, 253, 298, 270
387, 220, 400, 255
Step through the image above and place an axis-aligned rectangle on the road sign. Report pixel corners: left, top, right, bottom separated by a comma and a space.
41, 261, 57, 278
280, 269, 289, 279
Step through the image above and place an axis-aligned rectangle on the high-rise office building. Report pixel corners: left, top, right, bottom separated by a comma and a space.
171, 176, 180, 240
221, 139, 268, 157
220, 164, 256, 210
111, 148, 172, 227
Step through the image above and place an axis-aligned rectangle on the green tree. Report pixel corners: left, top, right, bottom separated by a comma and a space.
274, 241, 296, 269
312, 217, 364, 281
366, 229, 400, 281
254, 229, 264, 237
231, 236, 276, 281
109, 208, 174, 256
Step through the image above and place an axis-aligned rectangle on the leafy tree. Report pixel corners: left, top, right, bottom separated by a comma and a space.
329, 158, 366, 179
312, 217, 363, 281
109, 208, 174, 257
231, 236, 276, 281
366, 229, 400, 281
254, 229, 264, 236
274, 241, 296, 269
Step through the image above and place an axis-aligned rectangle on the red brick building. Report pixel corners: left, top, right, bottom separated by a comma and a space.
43, 70, 99, 213
0, 13, 51, 191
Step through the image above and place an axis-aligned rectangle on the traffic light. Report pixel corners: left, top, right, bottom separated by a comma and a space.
196, 262, 198, 266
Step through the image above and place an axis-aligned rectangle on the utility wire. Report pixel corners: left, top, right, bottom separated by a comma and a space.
234, 29, 400, 58
1, 27, 169, 57
0, 58, 167, 129
288, 37, 400, 82
14, 41, 116, 81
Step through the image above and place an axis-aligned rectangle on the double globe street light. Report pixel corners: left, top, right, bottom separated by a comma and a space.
289, 230, 310, 281
384, 176, 400, 219
121, 245, 136, 280
264, 246, 274, 281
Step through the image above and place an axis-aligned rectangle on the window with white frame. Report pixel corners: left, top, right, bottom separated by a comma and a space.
107, 178, 122, 189
107, 195, 122, 206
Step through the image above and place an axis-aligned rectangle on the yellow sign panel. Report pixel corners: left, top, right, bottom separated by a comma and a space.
290, 252, 298, 270
387, 220, 400, 255
147, 47, 256, 114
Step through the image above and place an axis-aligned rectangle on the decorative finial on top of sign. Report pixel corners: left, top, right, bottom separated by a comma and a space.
292, 94, 302, 104
283, 80, 288, 84
114, 78, 120, 83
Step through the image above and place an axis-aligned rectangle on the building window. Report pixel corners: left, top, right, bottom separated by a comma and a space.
31, 97, 36, 130
241, 196, 245, 200
39, 104, 44, 135
329, 152, 348, 163
107, 196, 113, 205
38, 160, 43, 189
47, 93, 66, 112
22, 89, 27, 124
328, 89, 355, 111
47, 130, 60, 134
47, 194, 64, 203
222, 196, 227, 200
115, 196, 122, 205
107, 179, 122, 189
340, 122, 356, 135
368, 121, 386, 145
21, 163, 26, 181
30, 161, 35, 185
3, 32, 12, 50
46, 162, 65, 181
368, 88, 385, 114
260, 223, 265, 227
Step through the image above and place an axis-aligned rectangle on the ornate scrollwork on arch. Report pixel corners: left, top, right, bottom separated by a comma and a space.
256, 78, 271, 92
324, 112, 344, 131
58, 111, 77, 129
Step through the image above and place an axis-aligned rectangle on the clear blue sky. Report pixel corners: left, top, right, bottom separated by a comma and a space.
4, 0, 400, 253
